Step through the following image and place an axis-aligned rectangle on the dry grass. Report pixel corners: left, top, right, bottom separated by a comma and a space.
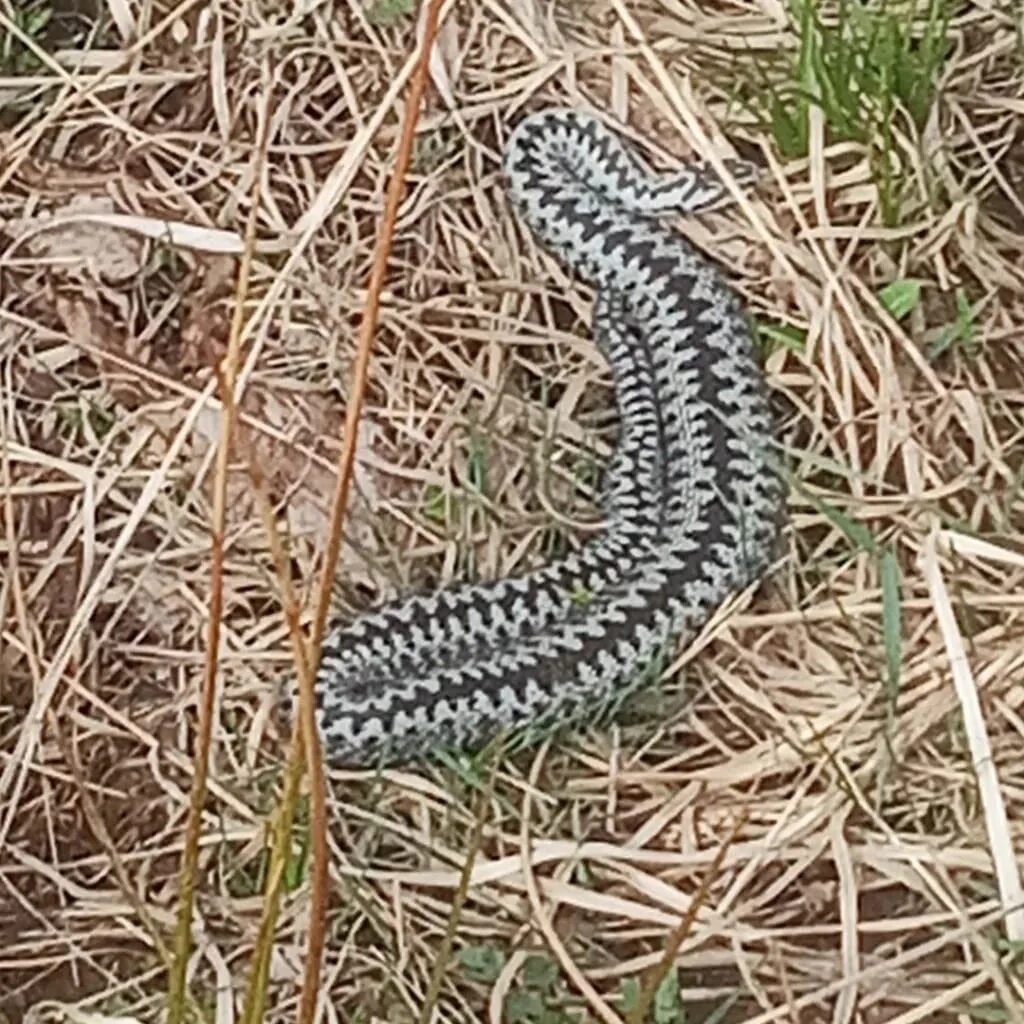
2, 0, 1024, 1021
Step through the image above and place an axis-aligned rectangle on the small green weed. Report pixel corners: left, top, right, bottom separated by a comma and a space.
952, 1001, 1017, 1023
466, 429, 490, 496
417, 425, 492, 574
422, 482, 452, 524
877, 278, 922, 321
458, 943, 505, 983
794, 478, 904, 716
412, 127, 461, 172
366, 0, 414, 26
224, 797, 309, 897
928, 286, 981, 359
875, 276, 983, 360
56, 398, 116, 442
1, 1, 51, 74
756, 318, 808, 356
284, 821, 311, 892
458, 948, 585, 1023
456, 949, 697, 1023
734, 0, 953, 225
621, 967, 686, 1023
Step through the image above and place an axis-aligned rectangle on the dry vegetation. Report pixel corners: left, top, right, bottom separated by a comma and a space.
2, 0, 1024, 1021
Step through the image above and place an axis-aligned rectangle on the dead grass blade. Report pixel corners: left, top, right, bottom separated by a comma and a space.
920, 530, 1024, 943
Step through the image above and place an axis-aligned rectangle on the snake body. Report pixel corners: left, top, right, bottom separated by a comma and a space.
305, 109, 784, 766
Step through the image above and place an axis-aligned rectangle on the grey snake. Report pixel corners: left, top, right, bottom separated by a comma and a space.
295, 108, 784, 767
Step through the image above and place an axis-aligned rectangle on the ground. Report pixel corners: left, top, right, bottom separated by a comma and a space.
1, 0, 1024, 1022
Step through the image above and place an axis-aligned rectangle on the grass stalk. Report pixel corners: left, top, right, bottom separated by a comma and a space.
164, 99, 270, 1024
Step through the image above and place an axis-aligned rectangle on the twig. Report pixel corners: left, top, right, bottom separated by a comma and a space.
293, 0, 448, 1019
625, 809, 749, 1024
308, 2, 446, 651
236, 442, 318, 1024
165, 97, 270, 1023
417, 768, 495, 1024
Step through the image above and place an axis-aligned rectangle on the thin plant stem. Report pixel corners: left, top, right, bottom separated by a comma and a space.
165, 99, 270, 1024
293, 1, 448, 1016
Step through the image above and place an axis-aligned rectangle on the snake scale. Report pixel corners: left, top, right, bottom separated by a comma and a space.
299, 109, 785, 767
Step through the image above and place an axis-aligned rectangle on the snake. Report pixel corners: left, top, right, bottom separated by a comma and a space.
295, 108, 785, 767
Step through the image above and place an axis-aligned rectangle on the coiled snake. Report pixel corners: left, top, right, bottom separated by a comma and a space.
300, 109, 784, 766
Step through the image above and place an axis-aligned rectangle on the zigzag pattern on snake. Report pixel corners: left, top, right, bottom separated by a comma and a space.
296, 109, 785, 767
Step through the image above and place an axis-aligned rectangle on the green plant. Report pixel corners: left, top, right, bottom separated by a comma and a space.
366, 0, 414, 26
792, 476, 904, 721
736, 0, 953, 225
878, 277, 922, 320
458, 948, 585, 1022
1, 1, 51, 74
621, 968, 686, 1023
56, 397, 116, 441
928, 286, 982, 359
756, 318, 808, 356
875, 276, 983, 360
